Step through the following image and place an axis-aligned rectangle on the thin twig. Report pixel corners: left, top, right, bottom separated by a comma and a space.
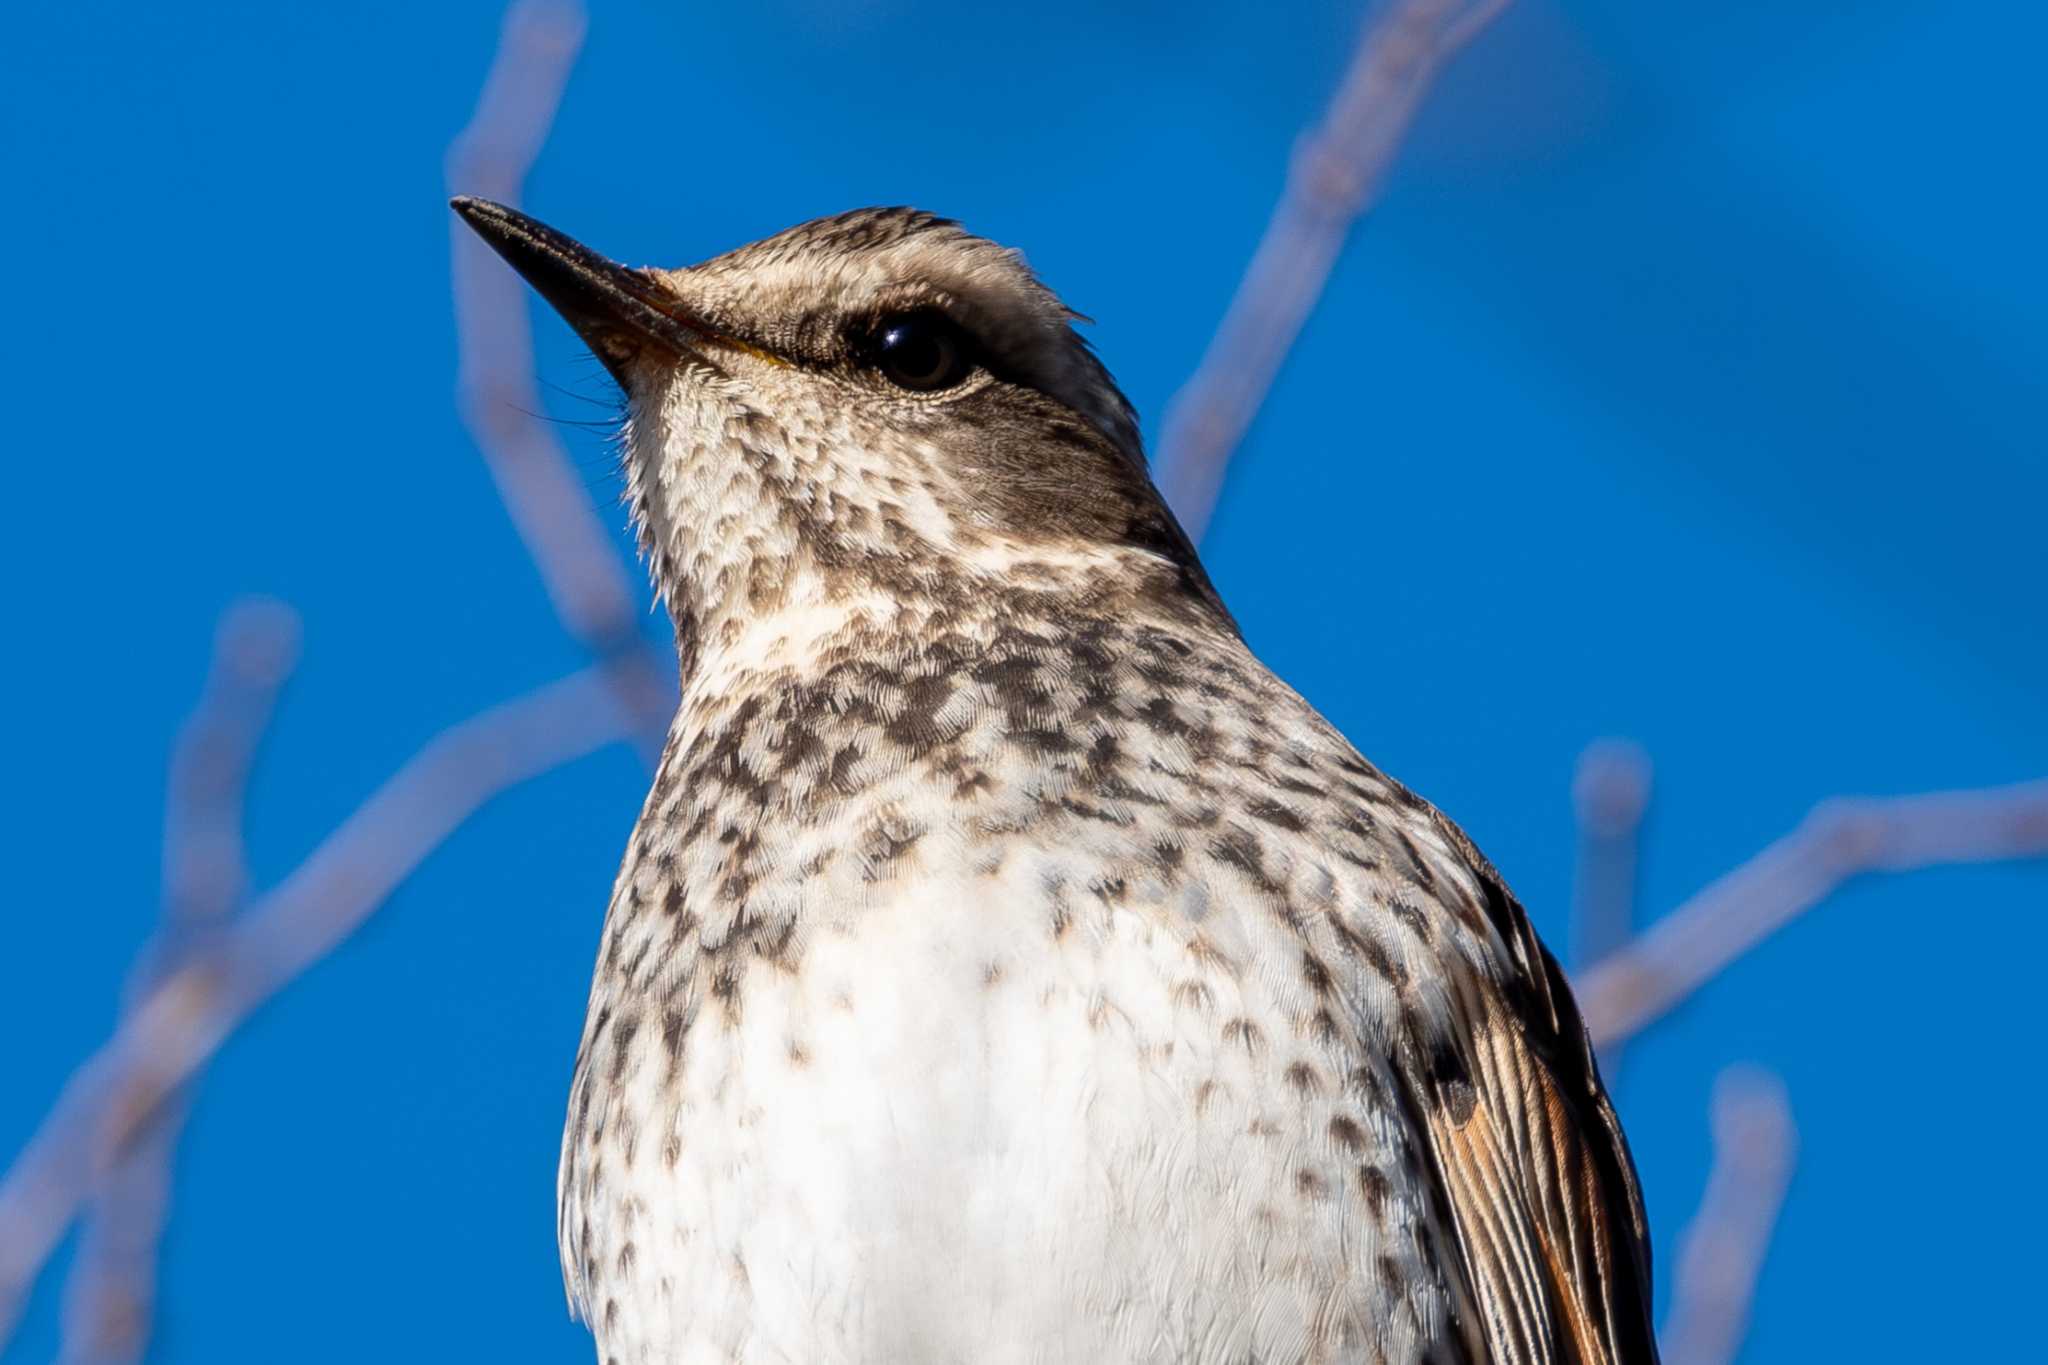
1154, 0, 1514, 539
60, 601, 302, 1365
446, 0, 672, 758
1659, 1067, 1796, 1365
1580, 778, 2048, 1046
0, 10, 649, 1348
1571, 738, 1652, 973
10, 11, 653, 1351
0, 667, 626, 1347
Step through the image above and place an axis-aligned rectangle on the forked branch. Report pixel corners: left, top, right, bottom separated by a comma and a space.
0, 667, 625, 1345
0, 8, 632, 1348
59, 600, 301, 1365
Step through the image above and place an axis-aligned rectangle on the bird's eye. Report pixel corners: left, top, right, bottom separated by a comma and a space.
869, 310, 975, 392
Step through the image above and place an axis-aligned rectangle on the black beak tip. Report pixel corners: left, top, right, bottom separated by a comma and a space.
448, 195, 571, 285
443, 195, 712, 378
449, 195, 516, 237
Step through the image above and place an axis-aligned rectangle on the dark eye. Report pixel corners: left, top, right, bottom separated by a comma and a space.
869, 310, 975, 391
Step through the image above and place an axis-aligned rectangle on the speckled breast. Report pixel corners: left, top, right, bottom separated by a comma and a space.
558, 607, 1490, 1364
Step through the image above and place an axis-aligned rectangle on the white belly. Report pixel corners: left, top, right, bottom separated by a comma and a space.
577, 862, 1449, 1365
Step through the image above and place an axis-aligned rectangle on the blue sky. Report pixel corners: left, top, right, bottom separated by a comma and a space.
3, 1, 2043, 1360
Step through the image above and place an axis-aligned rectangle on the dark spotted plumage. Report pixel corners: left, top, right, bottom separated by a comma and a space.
453, 197, 1659, 1365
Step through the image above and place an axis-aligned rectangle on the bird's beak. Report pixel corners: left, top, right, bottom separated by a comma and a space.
450, 196, 736, 381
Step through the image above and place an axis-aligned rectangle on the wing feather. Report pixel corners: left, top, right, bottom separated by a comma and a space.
1396, 808, 1660, 1365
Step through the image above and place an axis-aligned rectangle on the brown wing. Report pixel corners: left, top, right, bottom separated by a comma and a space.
1400, 807, 1660, 1365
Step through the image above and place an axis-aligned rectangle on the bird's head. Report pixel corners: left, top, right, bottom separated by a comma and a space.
451, 199, 1227, 669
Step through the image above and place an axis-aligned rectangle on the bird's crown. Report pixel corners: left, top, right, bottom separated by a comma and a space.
667, 206, 1145, 463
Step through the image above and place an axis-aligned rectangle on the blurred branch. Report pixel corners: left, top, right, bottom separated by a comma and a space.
1155, 0, 1513, 539
0, 667, 626, 1347
1571, 738, 1652, 972
1580, 778, 2048, 1046
446, 0, 672, 760
60, 601, 301, 1365
1659, 1068, 1796, 1365
0, 9, 661, 1351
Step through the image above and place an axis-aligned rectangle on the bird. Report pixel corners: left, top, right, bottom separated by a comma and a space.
451, 195, 1659, 1365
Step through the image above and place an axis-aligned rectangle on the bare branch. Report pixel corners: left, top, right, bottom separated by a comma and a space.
1571, 738, 1651, 975
0, 667, 626, 1347
0, 11, 663, 1348
1660, 1067, 1797, 1365
157, 600, 303, 929
446, 0, 673, 758
60, 601, 301, 1364
1154, 0, 1513, 539
1580, 778, 2048, 1046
